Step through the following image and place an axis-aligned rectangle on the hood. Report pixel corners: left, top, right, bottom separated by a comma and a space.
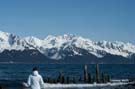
33, 70, 39, 76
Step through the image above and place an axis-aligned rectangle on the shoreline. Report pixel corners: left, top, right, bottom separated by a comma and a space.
1, 81, 133, 89
44, 82, 135, 88
0, 62, 135, 64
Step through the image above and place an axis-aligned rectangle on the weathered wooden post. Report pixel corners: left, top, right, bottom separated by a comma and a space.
58, 70, 63, 83
53, 78, 56, 83
102, 73, 105, 83
104, 73, 106, 83
43, 77, 47, 83
62, 75, 65, 83
47, 77, 51, 83
0, 85, 3, 89
107, 75, 111, 82
73, 77, 76, 83
95, 64, 100, 83
66, 76, 70, 84
84, 64, 88, 82
88, 73, 92, 83
78, 75, 82, 82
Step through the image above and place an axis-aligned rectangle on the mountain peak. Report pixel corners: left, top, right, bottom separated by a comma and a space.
0, 31, 11, 41
0, 31, 135, 60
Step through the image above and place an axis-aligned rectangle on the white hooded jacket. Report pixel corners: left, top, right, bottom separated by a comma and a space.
27, 70, 45, 89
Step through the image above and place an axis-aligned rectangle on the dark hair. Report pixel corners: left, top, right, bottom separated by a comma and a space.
32, 67, 38, 71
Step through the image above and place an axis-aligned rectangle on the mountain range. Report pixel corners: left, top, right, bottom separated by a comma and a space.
0, 31, 135, 64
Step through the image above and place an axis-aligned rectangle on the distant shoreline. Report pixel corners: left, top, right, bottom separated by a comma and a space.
0, 62, 135, 64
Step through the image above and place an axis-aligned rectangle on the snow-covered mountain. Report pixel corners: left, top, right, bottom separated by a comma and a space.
0, 31, 135, 63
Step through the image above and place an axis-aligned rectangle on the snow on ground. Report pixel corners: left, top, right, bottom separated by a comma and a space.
44, 82, 134, 88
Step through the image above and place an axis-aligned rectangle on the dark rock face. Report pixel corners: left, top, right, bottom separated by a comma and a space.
0, 49, 135, 64
0, 50, 49, 63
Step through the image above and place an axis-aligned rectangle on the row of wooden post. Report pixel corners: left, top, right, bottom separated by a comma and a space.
84, 64, 111, 83
44, 64, 111, 84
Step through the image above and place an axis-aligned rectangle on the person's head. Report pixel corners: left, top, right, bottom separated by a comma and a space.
32, 67, 39, 76
32, 67, 38, 72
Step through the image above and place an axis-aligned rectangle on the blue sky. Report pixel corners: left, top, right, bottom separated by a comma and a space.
0, 0, 134, 43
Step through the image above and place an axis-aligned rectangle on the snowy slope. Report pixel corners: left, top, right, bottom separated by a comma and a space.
0, 31, 135, 60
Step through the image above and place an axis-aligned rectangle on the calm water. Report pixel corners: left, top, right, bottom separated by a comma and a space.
0, 64, 135, 89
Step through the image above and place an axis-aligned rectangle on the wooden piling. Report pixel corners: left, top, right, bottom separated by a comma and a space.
66, 76, 70, 84
78, 75, 82, 82
62, 75, 65, 83
88, 73, 92, 83
102, 73, 106, 83
95, 64, 100, 83
107, 75, 111, 82
58, 70, 63, 83
73, 77, 76, 83
84, 64, 88, 82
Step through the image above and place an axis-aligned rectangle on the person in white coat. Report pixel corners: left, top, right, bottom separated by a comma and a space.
24, 67, 45, 89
